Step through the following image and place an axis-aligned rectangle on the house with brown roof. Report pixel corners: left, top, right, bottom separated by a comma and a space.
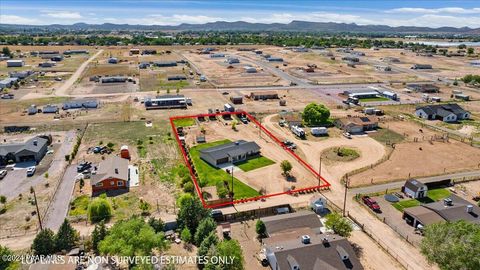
91, 156, 129, 193
335, 116, 378, 134
250, 91, 279, 100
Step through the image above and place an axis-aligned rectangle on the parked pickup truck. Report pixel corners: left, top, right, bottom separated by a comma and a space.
362, 196, 381, 212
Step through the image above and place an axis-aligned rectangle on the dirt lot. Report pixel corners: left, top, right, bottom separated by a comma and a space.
184, 115, 325, 196
350, 120, 480, 186
181, 50, 288, 87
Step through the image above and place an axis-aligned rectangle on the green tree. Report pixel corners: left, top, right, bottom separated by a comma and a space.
197, 232, 219, 269
139, 200, 151, 216
176, 193, 193, 207
88, 196, 112, 223
0, 195, 6, 205
324, 212, 353, 237
32, 229, 56, 255
205, 239, 244, 270
98, 217, 168, 267
1, 47, 12, 58
92, 221, 108, 253
147, 217, 165, 233
255, 219, 266, 238
177, 197, 210, 235
280, 160, 293, 176
55, 219, 79, 252
421, 220, 480, 270
180, 227, 192, 243
0, 245, 18, 270
302, 103, 331, 126
194, 217, 217, 245
467, 47, 475, 55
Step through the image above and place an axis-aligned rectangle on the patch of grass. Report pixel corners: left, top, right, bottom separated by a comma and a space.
173, 118, 196, 127
236, 156, 275, 172
359, 97, 390, 102
370, 128, 405, 144
392, 188, 451, 212
158, 80, 189, 90
323, 147, 360, 162
190, 140, 260, 199
69, 195, 90, 216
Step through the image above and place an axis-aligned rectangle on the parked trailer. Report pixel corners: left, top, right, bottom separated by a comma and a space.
224, 103, 235, 112
291, 125, 305, 138
311, 127, 328, 136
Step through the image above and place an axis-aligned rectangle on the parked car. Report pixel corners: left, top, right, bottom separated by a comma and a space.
211, 210, 223, 221
0, 170, 7, 180
362, 196, 381, 212
342, 132, 352, 139
239, 117, 248, 124
26, 166, 36, 177
77, 162, 92, 172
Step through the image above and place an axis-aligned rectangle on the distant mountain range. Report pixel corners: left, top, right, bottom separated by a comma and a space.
1, 20, 479, 34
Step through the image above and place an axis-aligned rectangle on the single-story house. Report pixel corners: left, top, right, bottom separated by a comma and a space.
342, 56, 360, 62
101, 76, 128, 83
138, 62, 150, 69
0, 136, 49, 165
403, 179, 428, 199
266, 57, 283, 62
406, 84, 440, 93
244, 66, 257, 73
63, 50, 89, 55
62, 100, 98, 110
261, 211, 363, 270
39, 62, 55, 68
403, 194, 480, 228
51, 55, 63, 62
108, 58, 118, 64
129, 49, 140, 55
167, 75, 187, 81
9, 70, 33, 79
335, 116, 378, 134
199, 140, 260, 167
144, 95, 188, 110
6, 60, 24, 67
230, 96, 243, 104
415, 103, 470, 122
0, 77, 19, 88
283, 114, 303, 128
141, 49, 157, 55
210, 53, 225, 58
153, 61, 177, 67
226, 58, 240, 64
43, 104, 59, 114
91, 156, 129, 193
250, 91, 279, 100
411, 64, 432, 69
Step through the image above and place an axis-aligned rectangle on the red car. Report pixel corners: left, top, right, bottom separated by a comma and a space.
362, 196, 381, 212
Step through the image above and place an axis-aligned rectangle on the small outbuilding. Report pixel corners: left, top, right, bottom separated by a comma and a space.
403, 179, 428, 199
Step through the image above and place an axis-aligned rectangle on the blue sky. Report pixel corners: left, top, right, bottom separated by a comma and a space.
1, 1, 480, 28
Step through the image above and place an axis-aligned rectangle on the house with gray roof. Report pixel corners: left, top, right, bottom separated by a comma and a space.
403, 179, 428, 199
199, 140, 260, 167
415, 103, 470, 122
403, 194, 480, 228
91, 156, 129, 193
0, 136, 49, 165
261, 211, 363, 270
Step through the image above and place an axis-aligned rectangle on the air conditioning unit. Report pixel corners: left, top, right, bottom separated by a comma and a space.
301, 235, 311, 244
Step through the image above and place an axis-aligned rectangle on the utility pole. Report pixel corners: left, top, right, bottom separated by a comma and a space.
31, 186, 43, 230
343, 175, 348, 217
231, 166, 234, 199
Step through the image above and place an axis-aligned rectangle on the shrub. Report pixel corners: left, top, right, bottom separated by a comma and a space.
88, 197, 112, 223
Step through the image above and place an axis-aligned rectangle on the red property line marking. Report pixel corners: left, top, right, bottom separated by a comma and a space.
170, 111, 331, 209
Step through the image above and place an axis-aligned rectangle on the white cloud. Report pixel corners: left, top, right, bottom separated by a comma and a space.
144, 14, 223, 25
386, 7, 480, 14
0, 15, 40, 24
42, 11, 83, 19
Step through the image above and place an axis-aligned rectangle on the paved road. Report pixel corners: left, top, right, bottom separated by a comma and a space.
350, 170, 480, 195
43, 165, 78, 231
54, 49, 104, 96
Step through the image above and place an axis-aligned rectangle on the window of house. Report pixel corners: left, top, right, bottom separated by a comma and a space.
110, 181, 115, 186
96, 182, 103, 187
118, 181, 124, 186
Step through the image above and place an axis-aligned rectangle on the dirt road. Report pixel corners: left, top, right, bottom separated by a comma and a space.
54, 49, 104, 96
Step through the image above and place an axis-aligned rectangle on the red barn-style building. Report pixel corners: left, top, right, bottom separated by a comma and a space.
91, 156, 129, 193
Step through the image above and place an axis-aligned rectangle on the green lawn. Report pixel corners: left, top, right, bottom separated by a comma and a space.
69, 195, 90, 216
370, 128, 405, 144
190, 140, 260, 199
236, 156, 275, 172
359, 97, 390, 102
392, 188, 451, 212
173, 118, 196, 127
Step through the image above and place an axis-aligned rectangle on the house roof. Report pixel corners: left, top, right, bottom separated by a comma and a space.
0, 136, 48, 157
416, 103, 469, 117
265, 233, 363, 270
404, 179, 427, 192
200, 140, 260, 161
250, 91, 278, 96
405, 194, 480, 225
91, 156, 129, 185
260, 211, 322, 236
337, 116, 378, 127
